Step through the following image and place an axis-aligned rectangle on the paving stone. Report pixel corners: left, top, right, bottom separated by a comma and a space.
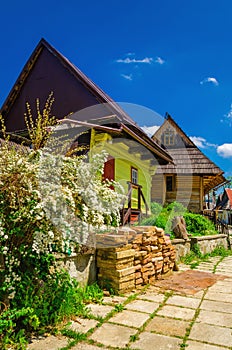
67, 318, 98, 333
86, 304, 114, 318
71, 343, 108, 350
166, 295, 201, 309
218, 265, 232, 269
222, 277, 232, 283
195, 268, 214, 273
157, 305, 196, 320
196, 262, 215, 266
189, 323, 232, 347
137, 293, 165, 303
216, 269, 232, 275
109, 309, 150, 328
193, 290, 205, 299
131, 331, 181, 350
196, 309, 232, 327
125, 299, 160, 313
102, 295, 127, 304
201, 299, 232, 313
89, 323, 137, 348
216, 278, 232, 285
145, 315, 189, 337
204, 291, 232, 303
186, 340, 229, 350
27, 335, 69, 350
208, 284, 232, 293
217, 268, 232, 272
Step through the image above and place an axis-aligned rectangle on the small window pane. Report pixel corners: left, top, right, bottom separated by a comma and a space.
164, 131, 174, 146
131, 168, 138, 184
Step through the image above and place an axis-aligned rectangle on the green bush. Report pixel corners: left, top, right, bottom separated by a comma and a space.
141, 201, 217, 237
141, 201, 187, 234
150, 202, 163, 216
184, 212, 217, 236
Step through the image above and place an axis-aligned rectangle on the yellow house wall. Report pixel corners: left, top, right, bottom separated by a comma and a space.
114, 158, 151, 211
90, 130, 154, 213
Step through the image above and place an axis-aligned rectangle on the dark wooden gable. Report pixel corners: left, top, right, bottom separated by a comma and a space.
0, 38, 172, 165
1, 39, 111, 133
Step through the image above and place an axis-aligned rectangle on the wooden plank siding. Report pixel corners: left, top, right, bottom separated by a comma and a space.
152, 174, 202, 212
151, 174, 165, 204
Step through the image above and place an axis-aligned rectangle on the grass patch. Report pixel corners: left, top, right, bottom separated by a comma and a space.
180, 244, 232, 268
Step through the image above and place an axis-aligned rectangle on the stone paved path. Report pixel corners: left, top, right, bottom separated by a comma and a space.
27, 256, 232, 350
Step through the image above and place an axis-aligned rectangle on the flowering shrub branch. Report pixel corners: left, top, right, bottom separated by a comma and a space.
0, 95, 125, 347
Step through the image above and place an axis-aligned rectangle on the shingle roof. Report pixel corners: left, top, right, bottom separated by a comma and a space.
153, 114, 226, 192
155, 147, 223, 175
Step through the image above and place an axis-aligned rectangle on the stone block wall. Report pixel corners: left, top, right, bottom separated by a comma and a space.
55, 252, 96, 287
96, 226, 176, 294
171, 238, 191, 261
191, 234, 228, 255
172, 234, 229, 261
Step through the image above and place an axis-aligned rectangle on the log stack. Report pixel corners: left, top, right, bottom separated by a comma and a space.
96, 226, 176, 294
132, 226, 176, 287
97, 245, 135, 294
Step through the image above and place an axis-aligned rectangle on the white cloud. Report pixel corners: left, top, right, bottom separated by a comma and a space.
155, 56, 165, 65
121, 73, 133, 81
141, 125, 160, 137
190, 136, 207, 148
223, 103, 232, 126
200, 77, 219, 86
190, 136, 217, 149
116, 57, 153, 64
217, 143, 232, 158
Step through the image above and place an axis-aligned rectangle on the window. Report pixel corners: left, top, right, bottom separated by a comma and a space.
163, 130, 175, 146
166, 176, 174, 192
131, 167, 138, 184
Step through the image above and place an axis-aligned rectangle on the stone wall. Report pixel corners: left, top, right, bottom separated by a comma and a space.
171, 238, 191, 261
190, 234, 228, 255
96, 226, 176, 294
55, 252, 96, 286
172, 234, 229, 261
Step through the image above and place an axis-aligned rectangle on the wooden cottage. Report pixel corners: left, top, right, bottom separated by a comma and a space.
152, 114, 226, 213
0, 38, 172, 224
215, 188, 232, 225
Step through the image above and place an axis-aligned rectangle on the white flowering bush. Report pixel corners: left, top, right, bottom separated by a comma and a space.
37, 148, 125, 252
0, 111, 125, 347
0, 142, 124, 304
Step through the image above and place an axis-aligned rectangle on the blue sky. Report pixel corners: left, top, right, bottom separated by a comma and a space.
0, 0, 232, 177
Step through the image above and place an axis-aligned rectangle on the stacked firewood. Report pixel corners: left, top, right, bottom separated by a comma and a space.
96, 226, 176, 294
132, 226, 176, 287
97, 244, 135, 294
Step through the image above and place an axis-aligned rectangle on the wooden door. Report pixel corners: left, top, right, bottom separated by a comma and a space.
103, 157, 115, 181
